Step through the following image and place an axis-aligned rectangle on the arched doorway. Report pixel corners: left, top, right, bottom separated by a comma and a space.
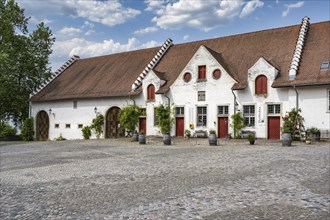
105, 107, 123, 138
36, 110, 49, 141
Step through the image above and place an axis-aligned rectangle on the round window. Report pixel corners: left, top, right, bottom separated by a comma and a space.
212, 69, 221, 79
183, 72, 192, 82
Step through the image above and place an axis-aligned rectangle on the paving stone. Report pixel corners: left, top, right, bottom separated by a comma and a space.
0, 138, 329, 219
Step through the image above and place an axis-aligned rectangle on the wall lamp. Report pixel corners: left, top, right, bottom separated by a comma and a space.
49, 108, 52, 115
94, 107, 97, 114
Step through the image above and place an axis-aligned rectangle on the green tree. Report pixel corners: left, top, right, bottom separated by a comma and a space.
155, 104, 174, 134
21, 117, 34, 141
230, 112, 245, 139
119, 105, 142, 135
0, 0, 55, 125
91, 114, 104, 139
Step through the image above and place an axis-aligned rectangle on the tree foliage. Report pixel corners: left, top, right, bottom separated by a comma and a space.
155, 104, 174, 134
91, 114, 104, 139
230, 112, 245, 139
0, 0, 55, 125
21, 117, 34, 141
119, 105, 142, 135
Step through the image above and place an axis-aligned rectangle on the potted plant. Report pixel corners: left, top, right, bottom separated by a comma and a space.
281, 115, 293, 146
156, 104, 174, 145
82, 126, 92, 139
208, 129, 217, 145
305, 137, 312, 144
138, 129, 146, 144
309, 127, 320, 141
247, 133, 255, 145
119, 104, 142, 141
230, 112, 245, 139
185, 129, 191, 138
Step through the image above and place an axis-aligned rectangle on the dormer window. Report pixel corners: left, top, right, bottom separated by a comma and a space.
320, 62, 330, 69
198, 65, 206, 80
255, 75, 267, 95
147, 84, 155, 101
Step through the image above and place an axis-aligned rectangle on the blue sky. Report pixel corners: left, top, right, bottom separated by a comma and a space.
17, 0, 330, 71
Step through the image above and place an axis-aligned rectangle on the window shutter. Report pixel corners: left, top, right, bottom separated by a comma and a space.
198, 66, 206, 79
255, 75, 267, 95
147, 84, 155, 100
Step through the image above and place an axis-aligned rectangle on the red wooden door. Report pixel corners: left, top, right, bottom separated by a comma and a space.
139, 118, 146, 135
268, 117, 280, 139
175, 117, 184, 137
36, 111, 49, 141
218, 117, 228, 138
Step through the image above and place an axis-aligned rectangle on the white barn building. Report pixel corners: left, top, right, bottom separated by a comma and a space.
30, 18, 330, 141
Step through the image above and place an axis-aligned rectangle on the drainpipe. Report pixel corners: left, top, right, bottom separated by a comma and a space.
231, 89, 237, 138
128, 94, 136, 106
293, 85, 299, 109
231, 89, 237, 114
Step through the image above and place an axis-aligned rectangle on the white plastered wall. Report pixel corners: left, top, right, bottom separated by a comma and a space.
235, 57, 289, 138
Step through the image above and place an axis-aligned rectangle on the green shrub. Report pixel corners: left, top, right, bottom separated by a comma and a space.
55, 134, 66, 141
21, 118, 34, 141
119, 105, 142, 135
230, 112, 245, 139
0, 121, 17, 138
155, 104, 174, 134
82, 126, 92, 139
91, 114, 104, 139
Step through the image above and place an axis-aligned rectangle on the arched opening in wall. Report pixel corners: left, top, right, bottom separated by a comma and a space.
105, 107, 124, 138
36, 110, 49, 141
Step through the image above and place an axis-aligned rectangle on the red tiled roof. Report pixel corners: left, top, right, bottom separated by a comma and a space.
31, 20, 330, 102
30, 47, 160, 101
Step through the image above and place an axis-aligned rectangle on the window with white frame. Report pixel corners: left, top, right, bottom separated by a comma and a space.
198, 91, 205, 101
218, 106, 229, 115
243, 105, 255, 126
154, 108, 159, 126
268, 104, 281, 114
176, 107, 184, 116
197, 106, 207, 126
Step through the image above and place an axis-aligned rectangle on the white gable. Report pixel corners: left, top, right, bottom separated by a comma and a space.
248, 57, 278, 82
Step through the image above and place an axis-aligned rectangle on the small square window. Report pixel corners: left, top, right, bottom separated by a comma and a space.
218, 106, 229, 115
55, 124, 59, 129
140, 108, 146, 117
65, 124, 71, 129
73, 101, 78, 109
78, 124, 83, 129
320, 62, 330, 69
176, 107, 184, 116
198, 91, 205, 101
268, 104, 281, 114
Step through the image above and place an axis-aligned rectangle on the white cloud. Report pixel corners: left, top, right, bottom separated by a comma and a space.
240, 0, 264, 18
151, 0, 264, 32
276, 0, 280, 3
183, 35, 190, 40
282, 1, 304, 17
18, 0, 140, 26
134, 27, 158, 35
52, 37, 162, 61
145, 0, 166, 11
29, 16, 53, 25
57, 27, 82, 37
84, 30, 95, 36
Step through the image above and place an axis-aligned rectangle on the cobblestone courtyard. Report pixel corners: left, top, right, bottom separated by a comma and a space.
1, 138, 329, 219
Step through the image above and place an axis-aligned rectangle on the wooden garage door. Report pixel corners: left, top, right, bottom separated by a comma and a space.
268, 117, 280, 139
106, 107, 123, 138
36, 111, 49, 141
